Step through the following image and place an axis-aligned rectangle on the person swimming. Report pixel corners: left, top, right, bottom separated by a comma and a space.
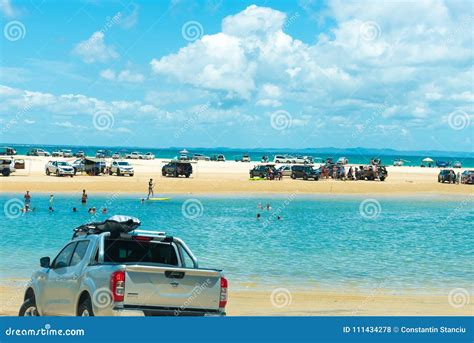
257, 213, 261, 220
101, 208, 107, 214
72, 207, 77, 212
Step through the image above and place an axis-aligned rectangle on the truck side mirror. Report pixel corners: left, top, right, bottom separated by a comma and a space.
40, 257, 50, 268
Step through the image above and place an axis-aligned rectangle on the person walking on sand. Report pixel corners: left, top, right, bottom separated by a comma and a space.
81, 190, 88, 204
147, 178, 154, 199
24, 191, 31, 207
49, 194, 54, 212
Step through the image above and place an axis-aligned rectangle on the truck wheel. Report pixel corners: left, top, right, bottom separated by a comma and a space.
275, 160, 280, 163
77, 298, 94, 317
380, 176, 385, 181
19, 297, 39, 316
117, 170, 121, 176
185, 174, 190, 178
303, 175, 308, 180
291, 173, 296, 179
46, 169, 50, 176
2, 169, 10, 176
130, 174, 134, 177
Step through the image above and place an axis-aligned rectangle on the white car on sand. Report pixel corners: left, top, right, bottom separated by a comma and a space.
45, 161, 75, 177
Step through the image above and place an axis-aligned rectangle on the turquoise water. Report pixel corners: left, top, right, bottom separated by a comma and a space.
1, 194, 473, 293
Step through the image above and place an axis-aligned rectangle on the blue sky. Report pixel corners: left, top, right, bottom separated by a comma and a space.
0, 0, 472, 151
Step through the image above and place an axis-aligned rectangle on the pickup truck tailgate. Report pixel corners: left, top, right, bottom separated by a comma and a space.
123, 265, 221, 310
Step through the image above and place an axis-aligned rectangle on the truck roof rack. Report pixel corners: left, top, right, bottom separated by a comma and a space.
73, 215, 141, 238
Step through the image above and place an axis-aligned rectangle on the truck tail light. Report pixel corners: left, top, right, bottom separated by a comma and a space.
219, 277, 228, 308
110, 271, 125, 302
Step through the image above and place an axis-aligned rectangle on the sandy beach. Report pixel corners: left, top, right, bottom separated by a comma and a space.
0, 283, 472, 316
1, 156, 472, 196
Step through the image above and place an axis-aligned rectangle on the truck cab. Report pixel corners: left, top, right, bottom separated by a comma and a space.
20, 216, 227, 317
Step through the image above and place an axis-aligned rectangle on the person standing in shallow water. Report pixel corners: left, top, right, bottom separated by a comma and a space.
147, 179, 154, 199
81, 190, 88, 204
24, 191, 31, 207
49, 194, 54, 212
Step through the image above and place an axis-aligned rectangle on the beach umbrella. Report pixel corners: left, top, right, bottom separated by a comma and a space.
422, 157, 434, 163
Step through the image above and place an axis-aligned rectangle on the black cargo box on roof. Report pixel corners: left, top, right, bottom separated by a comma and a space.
73, 215, 141, 238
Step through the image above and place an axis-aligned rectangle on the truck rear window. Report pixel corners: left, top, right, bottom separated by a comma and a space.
104, 239, 178, 266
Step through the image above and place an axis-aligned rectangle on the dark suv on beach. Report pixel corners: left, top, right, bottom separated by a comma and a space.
290, 165, 320, 180
460, 170, 474, 184
162, 161, 193, 178
249, 165, 276, 178
438, 169, 456, 183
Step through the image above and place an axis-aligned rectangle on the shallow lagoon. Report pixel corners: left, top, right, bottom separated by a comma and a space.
1, 193, 472, 293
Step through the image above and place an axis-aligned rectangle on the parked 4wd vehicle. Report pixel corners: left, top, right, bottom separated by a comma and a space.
438, 169, 456, 183
249, 165, 276, 178
110, 161, 134, 176
273, 155, 292, 164
0, 146, 17, 155
276, 165, 292, 177
193, 153, 210, 161
71, 159, 85, 174
162, 161, 192, 178
19, 216, 227, 316
290, 165, 319, 180
45, 161, 75, 177
27, 148, 50, 157
61, 149, 73, 158
235, 155, 251, 162
0, 157, 16, 176
460, 170, 474, 184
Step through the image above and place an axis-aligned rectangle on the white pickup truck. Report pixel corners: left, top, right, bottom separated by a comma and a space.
19, 216, 227, 316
